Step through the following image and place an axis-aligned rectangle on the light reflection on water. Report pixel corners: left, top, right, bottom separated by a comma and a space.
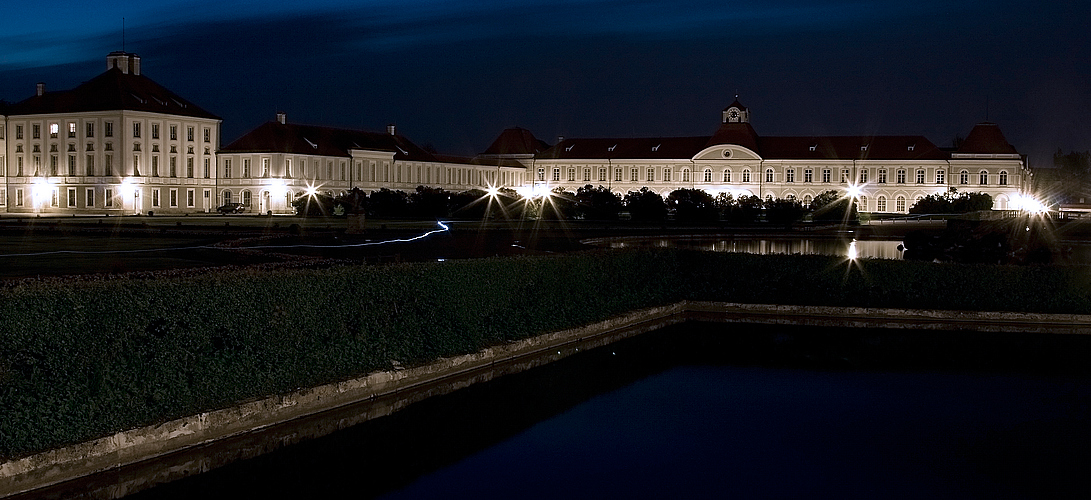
606, 238, 905, 260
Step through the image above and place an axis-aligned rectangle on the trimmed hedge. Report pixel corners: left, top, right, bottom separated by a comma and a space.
1, 250, 1089, 459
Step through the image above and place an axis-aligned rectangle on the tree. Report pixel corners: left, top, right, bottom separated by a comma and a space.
292, 192, 337, 216
623, 188, 667, 221
1053, 149, 1091, 203
409, 186, 450, 217
335, 187, 367, 215
449, 189, 489, 219
666, 188, 717, 222
764, 197, 805, 228
810, 190, 857, 222
367, 188, 409, 217
908, 190, 993, 214
575, 185, 622, 220
726, 195, 763, 224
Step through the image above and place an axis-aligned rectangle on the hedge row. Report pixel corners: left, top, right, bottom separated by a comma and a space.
1, 250, 1088, 459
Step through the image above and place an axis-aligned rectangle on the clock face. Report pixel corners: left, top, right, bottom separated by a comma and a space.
722, 149, 732, 158
729, 110, 739, 119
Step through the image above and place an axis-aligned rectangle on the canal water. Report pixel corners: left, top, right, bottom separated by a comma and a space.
123, 323, 1090, 500
597, 237, 906, 260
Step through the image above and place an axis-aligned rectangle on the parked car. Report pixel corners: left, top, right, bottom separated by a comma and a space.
217, 202, 245, 214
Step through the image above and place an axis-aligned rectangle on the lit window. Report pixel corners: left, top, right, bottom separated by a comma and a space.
999, 171, 1008, 185
897, 169, 906, 184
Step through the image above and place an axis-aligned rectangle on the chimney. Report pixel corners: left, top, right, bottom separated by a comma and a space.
106, 51, 140, 74
130, 54, 141, 75
36, 82, 45, 96
276, 112, 286, 124
387, 124, 396, 136
556, 135, 565, 144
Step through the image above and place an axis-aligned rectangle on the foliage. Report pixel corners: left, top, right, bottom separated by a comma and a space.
292, 192, 338, 216
623, 188, 667, 221
810, 190, 857, 222
2, 249, 1091, 460
666, 188, 718, 222
1051, 149, 1091, 204
726, 195, 763, 224
448, 190, 490, 219
575, 185, 622, 220
367, 188, 409, 217
764, 197, 806, 227
908, 190, 993, 214
409, 186, 450, 218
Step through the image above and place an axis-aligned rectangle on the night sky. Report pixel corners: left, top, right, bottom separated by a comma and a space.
2, 0, 1088, 167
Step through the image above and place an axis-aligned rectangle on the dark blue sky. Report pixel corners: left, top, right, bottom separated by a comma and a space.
2, 0, 1088, 166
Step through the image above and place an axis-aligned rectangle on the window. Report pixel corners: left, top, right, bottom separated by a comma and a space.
552, 168, 560, 181
243, 159, 251, 178
584, 168, 592, 181
33, 124, 41, 139
50, 155, 58, 176
50, 123, 58, 138
132, 122, 140, 138
51, 188, 58, 207
648, 168, 655, 182
599, 168, 607, 182
68, 155, 75, 175
153, 189, 160, 207
68, 122, 76, 138
681, 168, 690, 182
132, 155, 140, 176
16, 125, 24, 139
917, 169, 925, 184
631, 168, 639, 182
664, 168, 671, 182
242, 190, 252, 207
204, 158, 210, 179
723, 169, 731, 182
859, 196, 868, 212
152, 156, 159, 176
86, 188, 94, 207
185, 189, 194, 208
15, 189, 23, 207
877, 169, 887, 183
897, 169, 906, 184
104, 122, 113, 137
703, 168, 712, 182
105, 155, 113, 176
262, 158, 270, 177
17, 157, 23, 176
785, 168, 794, 183
187, 157, 194, 178
804, 168, 813, 183
170, 125, 177, 140
959, 170, 969, 185
896, 196, 906, 212
204, 128, 210, 142
742, 169, 751, 183
328, 162, 334, 180
285, 158, 293, 178
840, 169, 849, 183
999, 171, 1008, 185
170, 156, 177, 177
766, 169, 774, 183
105, 189, 113, 207
152, 123, 159, 139
223, 190, 232, 205
822, 169, 831, 183
170, 189, 178, 207
980, 171, 989, 185
858, 170, 867, 183
877, 196, 887, 212
936, 169, 945, 184
187, 127, 194, 141
86, 155, 94, 176
803, 194, 812, 207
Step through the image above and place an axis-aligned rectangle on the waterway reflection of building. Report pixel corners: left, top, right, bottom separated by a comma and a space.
607, 238, 905, 260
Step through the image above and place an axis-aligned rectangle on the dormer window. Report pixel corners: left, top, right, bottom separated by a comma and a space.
860, 145, 868, 151
565, 145, 574, 152
907, 145, 915, 151
809, 145, 817, 152
652, 144, 661, 152
608, 144, 617, 152
304, 137, 318, 149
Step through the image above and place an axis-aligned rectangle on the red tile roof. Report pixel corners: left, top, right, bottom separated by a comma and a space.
481, 127, 550, 155
538, 136, 712, 160
956, 122, 1019, 154
7, 68, 219, 120
220, 121, 437, 162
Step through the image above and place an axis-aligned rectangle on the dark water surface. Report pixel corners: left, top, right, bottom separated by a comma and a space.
126, 323, 1090, 500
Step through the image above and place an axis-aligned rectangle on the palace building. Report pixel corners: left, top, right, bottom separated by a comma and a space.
0, 54, 1028, 215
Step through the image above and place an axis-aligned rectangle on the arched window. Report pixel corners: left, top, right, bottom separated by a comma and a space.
222, 190, 232, 205
959, 170, 969, 185
803, 194, 813, 207
242, 190, 252, 207
896, 195, 906, 212
703, 168, 712, 182
723, 169, 731, 182
765, 169, 774, 183
786, 193, 796, 201
877, 195, 887, 212
682, 168, 690, 182
742, 169, 751, 183
859, 196, 868, 212
979, 170, 988, 185
999, 171, 1008, 185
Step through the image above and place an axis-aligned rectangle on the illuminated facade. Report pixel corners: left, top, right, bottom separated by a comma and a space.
2, 52, 222, 214
0, 55, 1028, 215
529, 100, 1029, 212
217, 115, 529, 214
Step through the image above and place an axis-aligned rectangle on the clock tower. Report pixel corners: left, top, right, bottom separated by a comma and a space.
721, 96, 749, 123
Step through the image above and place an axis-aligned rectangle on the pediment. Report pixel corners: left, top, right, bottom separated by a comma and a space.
693, 145, 761, 161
